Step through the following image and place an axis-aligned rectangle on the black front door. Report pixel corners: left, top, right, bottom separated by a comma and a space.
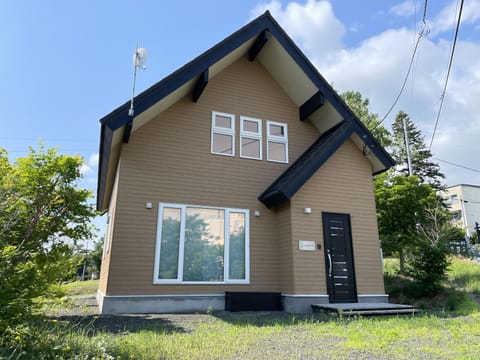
322, 212, 357, 303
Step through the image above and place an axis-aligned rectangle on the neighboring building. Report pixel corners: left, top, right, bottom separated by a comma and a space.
96, 11, 394, 314
443, 184, 480, 238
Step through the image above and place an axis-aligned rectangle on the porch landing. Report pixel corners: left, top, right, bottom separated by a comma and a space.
312, 303, 419, 316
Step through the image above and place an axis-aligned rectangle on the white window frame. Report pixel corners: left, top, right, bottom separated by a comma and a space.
153, 203, 250, 285
211, 111, 235, 157
266, 120, 288, 163
240, 116, 262, 160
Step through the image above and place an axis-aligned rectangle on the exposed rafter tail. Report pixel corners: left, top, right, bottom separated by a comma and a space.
248, 29, 268, 61
299, 90, 325, 120
192, 69, 209, 102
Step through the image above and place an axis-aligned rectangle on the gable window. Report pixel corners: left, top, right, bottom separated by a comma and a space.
154, 203, 249, 284
240, 116, 262, 160
211, 111, 235, 156
267, 121, 288, 163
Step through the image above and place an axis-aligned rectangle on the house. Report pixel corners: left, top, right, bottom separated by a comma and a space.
96, 11, 394, 314
442, 184, 480, 248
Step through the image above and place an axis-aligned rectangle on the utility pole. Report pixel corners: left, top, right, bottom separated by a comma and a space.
402, 115, 413, 175
460, 195, 470, 254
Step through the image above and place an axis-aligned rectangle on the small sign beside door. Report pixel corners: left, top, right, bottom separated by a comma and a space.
298, 240, 316, 251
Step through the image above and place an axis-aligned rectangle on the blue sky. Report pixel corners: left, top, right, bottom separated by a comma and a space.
2, 0, 480, 241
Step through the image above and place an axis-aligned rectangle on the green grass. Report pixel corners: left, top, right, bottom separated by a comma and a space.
62, 279, 99, 296
2, 260, 480, 359
447, 257, 480, 293
384, 256, 480, 314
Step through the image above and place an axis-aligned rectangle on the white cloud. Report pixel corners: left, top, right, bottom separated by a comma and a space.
249, 0, 480, 186
251, 0, 345, 57
80, 163, 93, 176
79, 153, 99, 177
88, 153, 99, 168
430, 0, 480, 36
389, 1, 417, 17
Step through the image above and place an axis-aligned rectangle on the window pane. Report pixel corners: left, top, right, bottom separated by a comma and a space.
183, 208, 225, 281
241, 138, 260, 159
268, 141, 286, 162
229, 212, 245, 280
269, 124, 284, 136
243, 120, 258, 133
215, 115, 232, 129
158, 208, 181, 279
212, 133, 233, 155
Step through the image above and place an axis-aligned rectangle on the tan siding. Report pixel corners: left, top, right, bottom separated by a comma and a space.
106, 56, 318, 295
291, 139, 385, 295
276, 203, 294, 294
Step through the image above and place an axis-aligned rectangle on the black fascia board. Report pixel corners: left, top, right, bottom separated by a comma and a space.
248, 29, 269, 61
259, 121, 354, 208
192, 69, 209, 102
299, 90, 325, 120
96, 123, 113, 211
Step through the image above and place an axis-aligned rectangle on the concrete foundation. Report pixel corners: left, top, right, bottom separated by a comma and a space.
97, 291, 390, 314
282, 295, 329, 313
97, 291, 224, 314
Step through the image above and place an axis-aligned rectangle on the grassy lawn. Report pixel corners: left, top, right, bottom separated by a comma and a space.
2, 257, 480, 359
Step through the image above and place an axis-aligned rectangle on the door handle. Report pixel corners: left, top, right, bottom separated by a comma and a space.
328, 253, 332, 277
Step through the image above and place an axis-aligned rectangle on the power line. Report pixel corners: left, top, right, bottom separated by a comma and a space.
429, 0, 464, 150
375, 0, 429, 129
435, 158, 480, 174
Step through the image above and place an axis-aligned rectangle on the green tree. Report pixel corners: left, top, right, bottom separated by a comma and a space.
408, 201, 455, 295
375, 173, 439, 272
391, 111, 445, 189
83, 238, 104, 278
0, 146, 96, 332
341, 90, 392, 148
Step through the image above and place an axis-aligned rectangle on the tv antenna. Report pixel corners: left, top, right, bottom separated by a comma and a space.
128, 45, 147, 117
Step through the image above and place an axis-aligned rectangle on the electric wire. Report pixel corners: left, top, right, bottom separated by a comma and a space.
435, 158, 480, 174
374, 0, 429, 130
428, 0, 464, 150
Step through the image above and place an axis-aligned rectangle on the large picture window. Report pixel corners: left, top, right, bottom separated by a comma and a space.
154, 203, 249, 284
211, 112, 235, 156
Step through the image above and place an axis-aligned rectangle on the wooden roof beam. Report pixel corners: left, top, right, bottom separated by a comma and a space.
248, 30, 268, 61
192, 69, 209, 103
299, 90, 325, 120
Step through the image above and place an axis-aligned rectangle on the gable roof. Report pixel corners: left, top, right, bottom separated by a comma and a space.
259, 120, 378, 208
96, 11, 394, 212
